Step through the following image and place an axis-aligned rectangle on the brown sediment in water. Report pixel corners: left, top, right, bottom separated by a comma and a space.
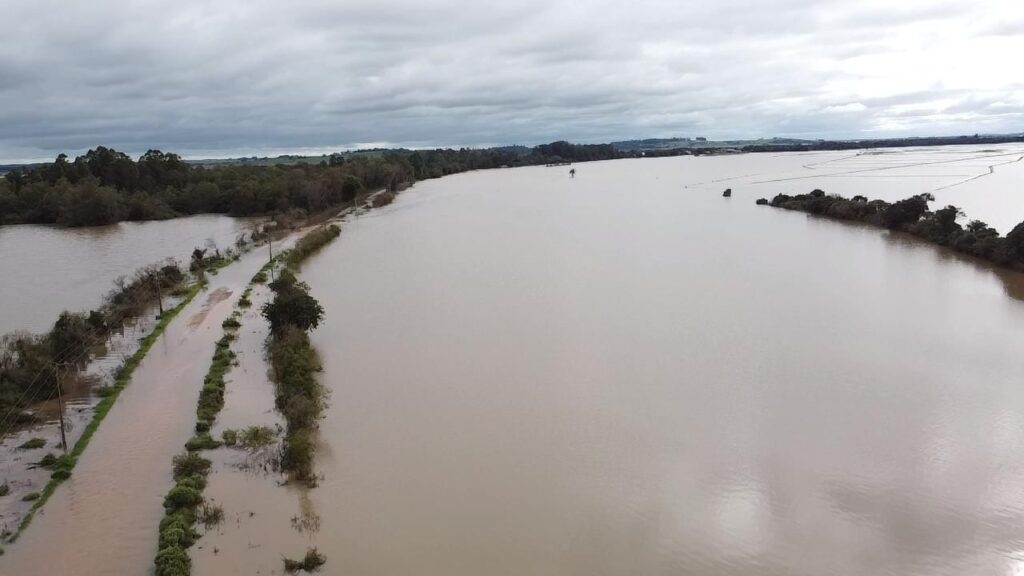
187, 287, 234, 330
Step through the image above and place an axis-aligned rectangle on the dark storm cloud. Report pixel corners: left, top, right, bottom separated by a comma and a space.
0, 0, 1021, 161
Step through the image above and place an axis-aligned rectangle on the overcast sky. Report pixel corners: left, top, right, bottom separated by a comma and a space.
1, 0, 1022, 162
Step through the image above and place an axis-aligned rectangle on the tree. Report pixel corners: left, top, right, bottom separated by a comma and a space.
262, 270, 323, 335
1007, 221, 1024, 263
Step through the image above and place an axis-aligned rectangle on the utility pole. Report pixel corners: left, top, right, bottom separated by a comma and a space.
268, 233, 275, 281
153, 276, 164, 316
55, 365, 69, 454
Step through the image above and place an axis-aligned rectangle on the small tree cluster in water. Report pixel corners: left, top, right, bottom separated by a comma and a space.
0, 262, 186, 419
764, 190, 1024, 270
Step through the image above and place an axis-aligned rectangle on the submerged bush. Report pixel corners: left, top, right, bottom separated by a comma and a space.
163, 485, 203, 511
172, 452, 211, 480
37, 453, 58, 468
17, 437, 46, 450
185, 433, 221, 452
237, 425, 276, 449
154, 543, 191, 576
199, 502, 224, 528
283, 548, 326, 573
0, 482, 9, 497
21, 492, 40, 502
285, 225, 341, 268
195, 335, 234, 431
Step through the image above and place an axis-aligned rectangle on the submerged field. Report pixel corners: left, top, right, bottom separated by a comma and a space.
3, 145, 1024, 575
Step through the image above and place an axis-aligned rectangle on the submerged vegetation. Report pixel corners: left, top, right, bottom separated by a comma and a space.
285, 225, 341, 269
0, 142, 621, 227
763, 190, 1024, 270
283, 548, 326, 573
153, 254, 277, 575
9, 280, 203, 542
0, 262, 188, 418
264, 272, 326, 482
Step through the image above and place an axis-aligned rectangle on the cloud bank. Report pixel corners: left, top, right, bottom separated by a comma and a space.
1, 0, 1022, 161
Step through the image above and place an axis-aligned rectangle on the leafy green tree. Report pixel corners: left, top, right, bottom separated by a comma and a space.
262, 270, 324, 335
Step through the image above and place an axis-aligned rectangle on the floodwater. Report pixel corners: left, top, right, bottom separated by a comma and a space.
4, 145, 1024, 576
0, 245, 282, 575
283, 148, 1022, 576
0, 214, 256, 335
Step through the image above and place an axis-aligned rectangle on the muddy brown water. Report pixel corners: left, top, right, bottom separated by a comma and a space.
0, 214, 257, 335
0, 245, 286, 575
4, 146, 1024, 575
291, 151, 1022, 576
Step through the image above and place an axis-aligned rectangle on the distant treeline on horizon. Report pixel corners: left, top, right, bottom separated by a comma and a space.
3, 133, 1022, 228
0, 141, 619, 227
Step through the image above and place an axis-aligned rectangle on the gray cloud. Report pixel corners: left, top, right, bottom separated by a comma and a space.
1, 0, 1021, 161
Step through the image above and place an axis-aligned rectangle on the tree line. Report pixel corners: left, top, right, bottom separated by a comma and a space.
0, 142, 623, 227
764, 190, 1024, 270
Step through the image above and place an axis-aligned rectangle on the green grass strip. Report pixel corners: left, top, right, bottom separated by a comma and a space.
10, 281, 205, 541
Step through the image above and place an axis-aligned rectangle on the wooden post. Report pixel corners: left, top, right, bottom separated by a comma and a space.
56, 367, 68, 454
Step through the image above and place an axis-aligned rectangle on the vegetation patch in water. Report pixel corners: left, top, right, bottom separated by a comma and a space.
16, 438, 45, 450
763, 190, 1024, 271
264, 268, 327, 483
153, 256, 275, 575
283, 548, 326, 573
9, 280, 203, 542
285, 225, 341, 269
194, 335, 235, 432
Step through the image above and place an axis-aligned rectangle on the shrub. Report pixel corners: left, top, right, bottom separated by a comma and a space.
222, 317, 241, 329
185, 433, 221, 452
281, 429, 314, 481
283, 548, 326, 573
238, 425, 276, 449
22, 492, 40, 502
163, 485, 203, 511
222, 429, 238, 446
172, 452, 211, 480
154, 544, 191, 576
17, 437, 46, 450
0, 482, 9, 497
199, 502, 224, 528
38, 453, 58, 468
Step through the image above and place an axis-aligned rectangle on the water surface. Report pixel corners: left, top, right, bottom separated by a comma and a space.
292, 152, 1024, 575
0, 215, 256, 335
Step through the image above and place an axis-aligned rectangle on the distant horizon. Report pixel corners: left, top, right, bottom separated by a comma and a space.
3, 128, 1022, 166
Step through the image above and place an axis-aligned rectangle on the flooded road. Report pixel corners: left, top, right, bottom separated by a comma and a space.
288, 152, 1024, 576
0, 247, 277, 575
0, 214, 255, 335
2, 145, 1024, 575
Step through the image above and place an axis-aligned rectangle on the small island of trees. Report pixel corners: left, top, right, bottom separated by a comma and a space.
761, 190, 1024, 271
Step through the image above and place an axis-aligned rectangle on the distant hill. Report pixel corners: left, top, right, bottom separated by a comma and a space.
611, 137, 819, 151
611, 133, 1024, 153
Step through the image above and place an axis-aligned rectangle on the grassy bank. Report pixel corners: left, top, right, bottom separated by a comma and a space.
10, 281, 204, 542
284, 224, 340, 269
